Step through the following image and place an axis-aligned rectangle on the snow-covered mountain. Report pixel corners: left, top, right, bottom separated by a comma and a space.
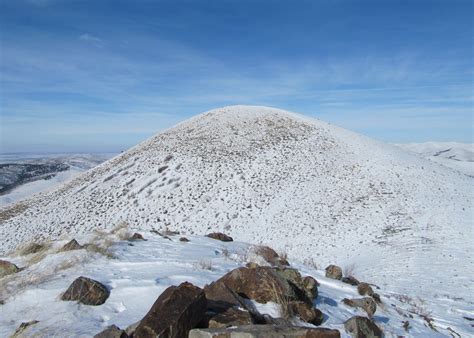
0, 106, 473, 335
396, 142, 473, 177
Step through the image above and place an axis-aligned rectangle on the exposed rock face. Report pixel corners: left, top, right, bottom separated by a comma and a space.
253, 245, 289, 266
325, 265, 342, 280
129, 233, 145, 241
342, 276, 360, 286
205, 233, 233, 242
342, 297, 377, 318
0, 259, 20, 278
60, 239, 83, 252
61, 276, 110, 305
189, 325, 341, 338
134, 282, 207, 338
357, 283, 374, 296
290, 301, 324, 325
204, 266, 310, 304
344, 316, 382, 338
94, 325, 128, 338
208, 307, 253, 328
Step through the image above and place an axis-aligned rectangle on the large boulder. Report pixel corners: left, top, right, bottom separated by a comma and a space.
342, 298, 377, 318
208, 307, 253, 328
61, 276, 110, 305
204, 266, 310, 305
325, 265, 342, 280
205, 232, 233, 242
344, 316, 382, 337
134, 282, 207, 338
94, 325, 128, 338
290, 301, 324, 325
0, 260, 20, 278
189, 325, 340, 338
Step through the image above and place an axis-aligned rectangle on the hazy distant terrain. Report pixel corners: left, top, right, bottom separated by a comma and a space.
0, 153, 115, 206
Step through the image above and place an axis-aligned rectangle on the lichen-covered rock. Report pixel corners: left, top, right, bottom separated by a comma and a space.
342, 297, 377, 318
325, 265, 343, 280
0, 259, 20, 278
344, 316, 382, 337
61, 276, 110, 305
134, 282, 207, 338
205, 232, 233, 242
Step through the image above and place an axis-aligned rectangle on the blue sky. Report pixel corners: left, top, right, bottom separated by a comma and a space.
1, 0, 472, 153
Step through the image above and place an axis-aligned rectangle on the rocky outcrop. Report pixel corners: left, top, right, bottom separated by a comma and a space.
325, 265, 342, 280
60, 239, 83, 252
189, 325, 340, 338
94, 325, 128, 338
342, 297, 377, 318
344, 316, 382, 337
134, 282, 207, 338
205, 232, 233, 242
61, 276, 110, 305
0, 259, 20, 278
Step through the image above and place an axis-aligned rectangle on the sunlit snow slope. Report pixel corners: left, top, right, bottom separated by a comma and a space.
1, 106, 473, 333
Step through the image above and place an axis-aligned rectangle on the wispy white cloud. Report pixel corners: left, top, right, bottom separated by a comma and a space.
78, 33, 103, 44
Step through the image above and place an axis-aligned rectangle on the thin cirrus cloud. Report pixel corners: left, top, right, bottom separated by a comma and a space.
0, 0, 472, 152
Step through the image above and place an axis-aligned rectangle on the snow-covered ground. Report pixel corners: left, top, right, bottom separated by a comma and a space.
0, 106, 472, 336
0, 153, 114, 206
396, 142, 473, 177
1, 231, 466, 337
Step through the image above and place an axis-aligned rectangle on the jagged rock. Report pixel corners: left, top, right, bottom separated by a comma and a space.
60, 239, 83, 252
10, 320, 39, 337
179, 237, 190, 242
94, 325, 128, 338
208, 307, 253, 328
189, 325, 341, 338
205, 266, 310, 305
129, 233, 145, 241
0, 259, 20, 278
61, 276, 110, 305
325, 265, 343, 280
290, 301, 324, 325
342, 297, 377, 318
344, 316, 382, 337
357, 283, 374, 296
134, 282, 206, 338
254, 245, 289, 266
342, 276, 360, 286
205, 232, 233, 242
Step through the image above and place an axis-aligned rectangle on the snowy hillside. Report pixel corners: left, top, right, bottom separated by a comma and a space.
396, 142, 473, 177
0, 106, 473, 336
0, 153, 114, 206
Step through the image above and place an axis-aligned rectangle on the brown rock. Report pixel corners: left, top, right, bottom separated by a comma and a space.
61, 276, 110, 305
274, 267, 316, 302
129, 233, 145, 241
344, 316, 382, 337
342, 297, 377, 318
0, 259, 20, 278
189, 325, 340, 338
208, 307, 253, 328
254, 245, 289, 266
94, 325, 128, 338
357, 283, 374, 296
205, 232, 233, 242
18, 242, 47, 255
179, 237, 190, 242
134, 282, 207, 338
60, 239, 83, 252
290, 301, 324, 325
302, 276, 320, 300
325, 265, 343, 280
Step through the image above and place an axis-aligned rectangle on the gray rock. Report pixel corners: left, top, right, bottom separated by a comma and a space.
344, 316, 382, 337
189, 325, 341, 338
342, 297, 377, 318
325, 265, 342, 280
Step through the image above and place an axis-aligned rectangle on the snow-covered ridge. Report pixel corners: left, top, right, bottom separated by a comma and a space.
0, 105, 472, 336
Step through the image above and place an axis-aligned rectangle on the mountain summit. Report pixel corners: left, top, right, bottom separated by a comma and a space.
0, 105, 472, 313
